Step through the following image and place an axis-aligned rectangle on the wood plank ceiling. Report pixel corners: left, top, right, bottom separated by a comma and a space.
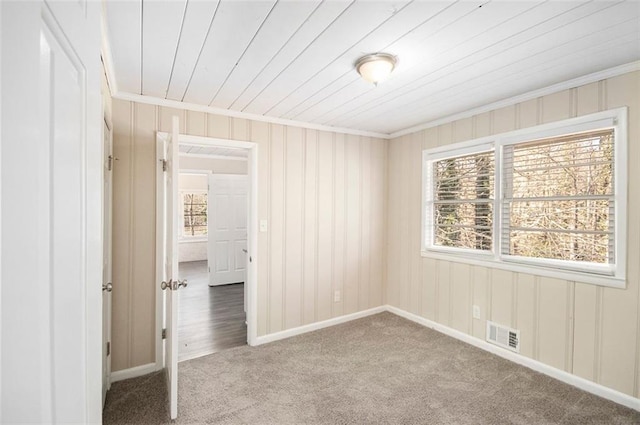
104, 0, 640, 135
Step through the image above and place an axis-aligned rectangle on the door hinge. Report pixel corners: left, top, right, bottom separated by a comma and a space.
106, 341, 111, 356
162, 328, 167, 339
161, 159, 168, 172
107, 155, 113, 171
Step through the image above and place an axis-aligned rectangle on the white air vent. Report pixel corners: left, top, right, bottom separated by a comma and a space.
486, 321, 520, 353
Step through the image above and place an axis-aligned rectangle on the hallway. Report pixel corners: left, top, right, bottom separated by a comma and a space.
178, 261, 246, 362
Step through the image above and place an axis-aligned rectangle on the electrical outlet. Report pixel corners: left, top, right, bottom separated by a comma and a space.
473, 305, 481, 319
334, 290, 341, 303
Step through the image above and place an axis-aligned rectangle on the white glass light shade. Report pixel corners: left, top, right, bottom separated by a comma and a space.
356, 54, 397, 85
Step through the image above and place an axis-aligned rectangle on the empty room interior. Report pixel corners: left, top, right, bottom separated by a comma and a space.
2, 0, 640, 424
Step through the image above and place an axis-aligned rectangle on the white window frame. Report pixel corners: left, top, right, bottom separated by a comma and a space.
421, 108, 627, 289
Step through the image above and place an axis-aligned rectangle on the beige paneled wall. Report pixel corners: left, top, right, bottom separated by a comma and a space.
111, 99, 388, 372
386, 71, 640, 398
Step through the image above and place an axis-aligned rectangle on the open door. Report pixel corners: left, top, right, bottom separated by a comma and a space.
160, 116, 186, 420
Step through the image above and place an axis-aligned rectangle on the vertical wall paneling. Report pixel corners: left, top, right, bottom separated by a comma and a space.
158, 106, 185, 133
573, 283, 598, 380
111, 99, 389, 371
474, 112, 492, 139
360, 137, 371, 311
421, 258, 436, 321
250, 120, 270, 337
186, 111, 205, 136
566, 281, 576, 374
372, 138, 385, 308
385, 135, 399, 307
409, 132, 422, 315
111, 99, 132, 371
576, 82, 600, 116
542, 90, 572, 124
131, 103, 156, 365
450, 263, 471, 334
333, 134, 345, 318
303, 129, 318, 325
231, 117, 249, 141
317, 131, 333, 321
344, 135, 361, 315
269, 124, 285, 334
471, 266, 488, 340
515, 273, 536, 359
537, 277, 569, 371
600, 72, 640, 396
386, 71, 640, 399
492, 105, 516, 135
126, 103, 136, 368
207, 114, 230, 139
284, 126, 303, 329
490, 269, 514, 328
437, 260, 450, 326
400, 136, 410, 311
518, 98, 538, 129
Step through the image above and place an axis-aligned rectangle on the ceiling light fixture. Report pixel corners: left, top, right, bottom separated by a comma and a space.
355, 53, 397, 85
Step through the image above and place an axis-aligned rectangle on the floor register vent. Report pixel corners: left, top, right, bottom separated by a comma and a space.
486, 321, 520, 353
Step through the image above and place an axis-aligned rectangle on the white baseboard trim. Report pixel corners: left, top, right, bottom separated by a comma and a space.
385, 305, 640, 412
110, 363, 157, 383
253, 306, 387, 346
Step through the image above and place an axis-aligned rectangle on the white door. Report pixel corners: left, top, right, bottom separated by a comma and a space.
102, 120, 113, 407
1, 1, 102, 422
208, 175, 249, 286
160, 116, 184, 420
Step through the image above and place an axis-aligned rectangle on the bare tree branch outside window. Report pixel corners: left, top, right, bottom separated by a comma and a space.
183, 193, 207, 237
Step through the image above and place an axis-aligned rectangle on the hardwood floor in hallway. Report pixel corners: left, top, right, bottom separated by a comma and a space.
178, 260, 247, 362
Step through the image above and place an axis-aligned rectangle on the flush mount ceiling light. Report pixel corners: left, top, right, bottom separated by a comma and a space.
355, 53, 397, 85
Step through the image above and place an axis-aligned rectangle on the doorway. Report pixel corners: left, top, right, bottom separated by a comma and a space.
177, 160, 249, 361
155, 131, 259, 373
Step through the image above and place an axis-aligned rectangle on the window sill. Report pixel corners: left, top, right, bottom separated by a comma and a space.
179, 237, 208, 244
420, 250, 626, 289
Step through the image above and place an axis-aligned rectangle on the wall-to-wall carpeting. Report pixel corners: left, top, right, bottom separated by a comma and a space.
103, 313, 640, 424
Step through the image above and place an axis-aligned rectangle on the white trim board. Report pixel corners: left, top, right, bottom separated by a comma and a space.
390, 61, 640, 139
113, 92, 390, 140
256, 304, 640, 412
385, 305, 640, 413
107, 303, 640, 412
253, 306, 387, 346
110, 363, 157, 383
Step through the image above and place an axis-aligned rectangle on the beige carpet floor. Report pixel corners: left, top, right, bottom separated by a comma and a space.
103, 312, 640, 424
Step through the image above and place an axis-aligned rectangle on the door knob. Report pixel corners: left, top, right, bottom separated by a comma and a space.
177, 279, 188, 289
242, 249, 248, 253
102, 282, 113, 292
161, 280, 172, 291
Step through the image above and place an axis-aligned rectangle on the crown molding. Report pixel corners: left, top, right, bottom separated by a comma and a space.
112, 92, 392, 139
389, 61, 640, 139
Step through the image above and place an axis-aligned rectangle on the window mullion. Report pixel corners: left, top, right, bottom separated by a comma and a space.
500, 145, 513, 259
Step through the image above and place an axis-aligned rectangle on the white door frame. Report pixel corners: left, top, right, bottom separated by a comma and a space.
102, 118, 113, 405
155, 133, 259, 370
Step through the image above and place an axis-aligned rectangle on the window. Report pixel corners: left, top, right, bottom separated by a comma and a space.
422, 108, 627, 287
429, 150, 494, 251
182, 192, 207, 237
